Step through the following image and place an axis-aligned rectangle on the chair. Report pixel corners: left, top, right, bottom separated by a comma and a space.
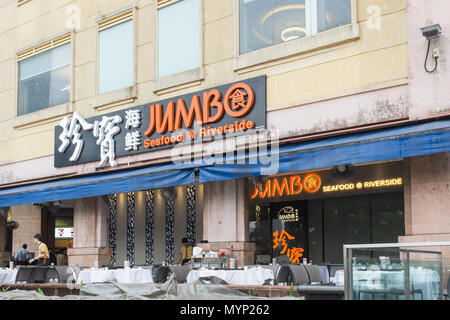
169, 265, 191, 283
304, 265, 324, 284
287, 265, 310, 285
55, 266, 77, 284
317, 265, 330, 284
15, 266, 35, 284
327, 264, 344, 278
275, 264, 292, 285
388, 285, 424, 300
153, 265, 170, 283
29, 266, 59, 284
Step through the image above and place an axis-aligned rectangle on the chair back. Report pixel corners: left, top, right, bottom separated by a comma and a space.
29, 266, 59, 283
317, 265, 330, 283
15, 266, 35, 283
55, 266, 77, 283
169, 265, 190, 283
275, 264, 292, 285
288, 264, 310, 285
304, 265, 323, 284
328, 264, 344, 278
153, 265, 170, 283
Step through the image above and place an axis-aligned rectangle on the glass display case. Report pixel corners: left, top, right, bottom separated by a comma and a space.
344, 245, 444, 300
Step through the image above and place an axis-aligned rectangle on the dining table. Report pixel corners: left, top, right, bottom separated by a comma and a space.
186, 267, 274, 285
0, 268, 18, 284
77, 267, 154, 284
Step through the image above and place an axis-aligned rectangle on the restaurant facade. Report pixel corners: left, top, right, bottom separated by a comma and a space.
0, 0, 449, 269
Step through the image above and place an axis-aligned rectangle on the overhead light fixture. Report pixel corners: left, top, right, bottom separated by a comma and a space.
331, 165, 354, 180
420, 24, 442, 73
281, 26, 306, 42
159, 187, 177, 201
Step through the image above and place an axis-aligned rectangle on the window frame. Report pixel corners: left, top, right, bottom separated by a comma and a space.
233, 0, 359, 73
153, 0, 204, 95
13, 32, 74, 130
94, 6, 138, 111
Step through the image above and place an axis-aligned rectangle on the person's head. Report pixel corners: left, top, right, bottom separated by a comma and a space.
33, 234, 44, 244
22, 244, 27, 249
182, 238, 189, 247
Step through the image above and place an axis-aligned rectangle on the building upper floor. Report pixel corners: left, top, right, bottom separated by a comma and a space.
0, 0, 448, 185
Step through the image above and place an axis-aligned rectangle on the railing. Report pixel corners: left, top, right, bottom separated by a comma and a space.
343, 242, 450, 300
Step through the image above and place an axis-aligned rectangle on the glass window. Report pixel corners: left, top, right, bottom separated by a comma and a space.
317, 0, 351, 33
18, 43, 71, 116
239, 0, 352, 55
158, 0, 199, 78
98, 20, 134, 94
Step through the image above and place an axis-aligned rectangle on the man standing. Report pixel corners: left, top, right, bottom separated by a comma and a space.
28, 234, 50, 266
15, 244, 28, 265
176, 238, 193, 265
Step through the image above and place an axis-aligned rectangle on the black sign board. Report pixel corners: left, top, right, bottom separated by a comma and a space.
54, 76, 266, 168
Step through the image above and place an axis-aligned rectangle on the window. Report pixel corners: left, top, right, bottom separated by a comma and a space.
157, 0, 199, 78
18, 42, 71, 116
239, 0, 352, 55
98, 14, 134, 95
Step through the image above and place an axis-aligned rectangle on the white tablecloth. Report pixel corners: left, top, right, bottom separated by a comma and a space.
334, 268, 441, 300
333, 270, 345, 285
186, 267, 274, 285
0, 269, 18, 284
77, 268, 154, 284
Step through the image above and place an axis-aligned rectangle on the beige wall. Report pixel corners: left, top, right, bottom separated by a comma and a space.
10, 204, 41, 254
0, 0, 409, 172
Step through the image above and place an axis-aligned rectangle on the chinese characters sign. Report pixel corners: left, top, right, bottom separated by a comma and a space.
54, 76, 266, 167
273, 229, 304, 264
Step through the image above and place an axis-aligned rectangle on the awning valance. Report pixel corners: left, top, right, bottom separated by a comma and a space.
0, 164, 194, 207
199, 119, 450, 183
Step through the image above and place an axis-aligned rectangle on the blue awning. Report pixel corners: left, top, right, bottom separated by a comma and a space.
199, 119, 450, 183
0, 164, 195, 207
1, 119, 449, 207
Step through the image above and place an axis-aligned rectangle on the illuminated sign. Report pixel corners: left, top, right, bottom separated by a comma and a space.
276, 206, 299, 222
55, 227, 74, 239
322, 178, 403, 193
54, 76, 266, 168
251, 173, 322, 199
273, 229, 304, 264
251, 171, 403, 200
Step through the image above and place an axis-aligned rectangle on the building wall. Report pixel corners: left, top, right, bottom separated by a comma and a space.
0, 0, 409, 176
10, 204, 41, 254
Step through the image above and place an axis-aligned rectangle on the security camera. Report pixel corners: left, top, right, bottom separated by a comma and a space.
420, 24, 441, 40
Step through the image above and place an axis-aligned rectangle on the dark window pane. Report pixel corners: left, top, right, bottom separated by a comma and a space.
371, 192, 405, 244
323, 196, 371, 264
249, 205, 272, 264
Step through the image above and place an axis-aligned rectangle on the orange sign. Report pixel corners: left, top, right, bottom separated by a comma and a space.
144, 83, 255, 137
251, 173, 322, 199
273, 229, 304, 264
